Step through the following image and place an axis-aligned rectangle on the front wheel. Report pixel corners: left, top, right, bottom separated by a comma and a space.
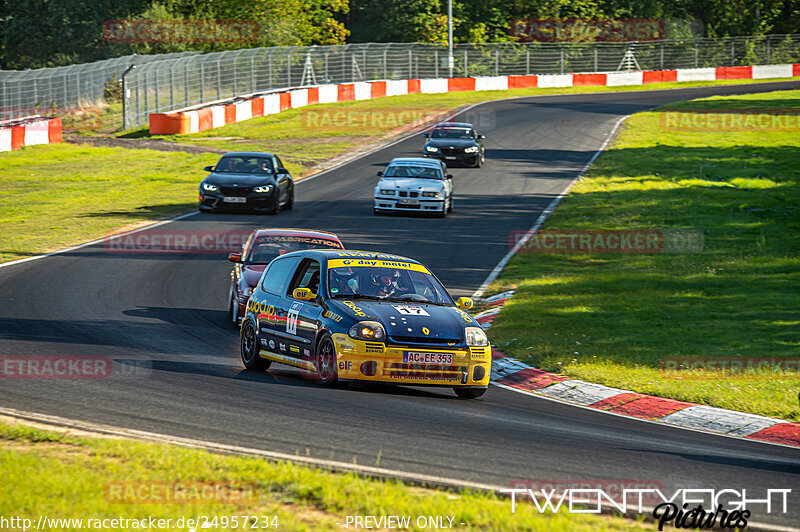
454, 387, 486, 399
315, 333, 338, 386
241, 320, 270, 370
447, 195, 453, 213
284, 188, 294, 210
268, 192, 282, 215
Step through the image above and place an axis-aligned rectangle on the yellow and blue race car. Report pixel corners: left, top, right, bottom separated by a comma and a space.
239, 250, 491, 398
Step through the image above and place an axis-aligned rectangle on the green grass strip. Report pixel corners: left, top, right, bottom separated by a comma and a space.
0, 420, 652, 531
487, 90, 800, 421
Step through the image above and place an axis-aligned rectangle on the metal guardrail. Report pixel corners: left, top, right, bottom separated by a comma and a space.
2, 35, 799, 128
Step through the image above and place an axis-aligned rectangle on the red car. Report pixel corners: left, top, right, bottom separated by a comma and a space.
227, 228, 344, 325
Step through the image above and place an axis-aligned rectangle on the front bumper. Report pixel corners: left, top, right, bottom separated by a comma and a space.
424, 151, 479, 165
373, 196, 444, 213
199, 191, 276, 212
331, 333, 491, 387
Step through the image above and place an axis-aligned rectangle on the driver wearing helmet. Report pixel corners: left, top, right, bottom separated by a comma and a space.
366, 268, 407, 297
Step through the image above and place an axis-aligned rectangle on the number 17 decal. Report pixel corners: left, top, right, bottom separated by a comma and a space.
287, 303, 301, 335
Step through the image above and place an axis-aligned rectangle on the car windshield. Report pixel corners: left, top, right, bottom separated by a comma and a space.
245, 235, 342, 265
383, 165, 442, 179
216, 156, 274, 174
327, 263, 453, 305
431, 128, 475, 140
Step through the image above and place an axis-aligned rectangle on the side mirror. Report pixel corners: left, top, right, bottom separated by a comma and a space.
446, 174, 453, 179
376, 171, 383, 177
477, 134, 485, 139
456, 297, 474, 310
293, 287, 316, 301
277, 167, 289, 174
228, 253, 242, 263
204, 165, 214, 172
422, 133, 430, 138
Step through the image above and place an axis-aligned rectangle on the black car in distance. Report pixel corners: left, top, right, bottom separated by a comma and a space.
198, 152, 294, 214
422, 122, 485, 168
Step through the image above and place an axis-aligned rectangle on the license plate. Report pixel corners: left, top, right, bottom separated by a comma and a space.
445, 156, 456, 160
397, 199, 419, 206
403, 352, 453, 364
223, 196, 247, 203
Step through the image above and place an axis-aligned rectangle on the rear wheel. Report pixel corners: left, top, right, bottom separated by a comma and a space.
315, 333, 338, 385
241, 320, 270, 370
454, 387, 486, 399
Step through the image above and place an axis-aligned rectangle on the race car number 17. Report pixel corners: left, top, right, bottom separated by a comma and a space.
287, 306, 300, 335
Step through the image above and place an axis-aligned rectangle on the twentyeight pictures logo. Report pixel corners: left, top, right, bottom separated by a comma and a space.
500, 487, 792, 530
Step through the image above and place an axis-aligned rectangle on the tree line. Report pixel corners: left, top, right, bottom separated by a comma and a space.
1, 0, 799, 69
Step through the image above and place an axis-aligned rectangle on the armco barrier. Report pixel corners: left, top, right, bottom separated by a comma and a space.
147, 62, 800, 135
0, 116, 62, 152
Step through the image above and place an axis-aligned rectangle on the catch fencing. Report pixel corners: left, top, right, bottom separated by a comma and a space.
1, 35, 799, 128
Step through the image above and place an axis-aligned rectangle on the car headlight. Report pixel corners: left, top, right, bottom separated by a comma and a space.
349, 321, 386, 341
422, 191, 442, 198
425, 145, 439, 152
379, 189, 395, 195
464, 146, 479, 153
253, 185, 273, 193
465, 326, 489, 347
202, 183, 218, 192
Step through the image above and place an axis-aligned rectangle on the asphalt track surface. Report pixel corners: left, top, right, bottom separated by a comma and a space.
2, 82, 800, 527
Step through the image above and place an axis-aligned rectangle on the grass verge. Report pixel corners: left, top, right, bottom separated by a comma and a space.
1, 76, 798, 263
486, 90, 800, 421
0, 419, 652, 531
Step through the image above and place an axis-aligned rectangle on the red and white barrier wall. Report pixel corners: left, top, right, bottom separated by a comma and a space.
0, 116, 63, 152
149, 63, 800, 135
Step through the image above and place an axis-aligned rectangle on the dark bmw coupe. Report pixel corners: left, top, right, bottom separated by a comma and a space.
199, 152, 294, 214
422, 122, 485, 168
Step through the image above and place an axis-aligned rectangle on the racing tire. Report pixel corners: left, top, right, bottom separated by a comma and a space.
269, 192, 282, 215
315, 333, 339, 386
284, 188, 294, 210
453, 387, 486, 399
474, 152, 484, 168
241, 320, 270, 370
228, 283, 239, 327
437, 202, 447, 218
447, 195, 453, 213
